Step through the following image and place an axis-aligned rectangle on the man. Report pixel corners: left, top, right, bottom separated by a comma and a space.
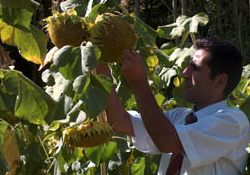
97, 38, 250, 175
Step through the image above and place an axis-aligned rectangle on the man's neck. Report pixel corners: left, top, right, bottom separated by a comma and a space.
194, 98, 225, 111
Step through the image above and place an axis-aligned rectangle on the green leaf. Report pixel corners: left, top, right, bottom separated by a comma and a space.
80, 44, 100, 73
53, 44, 100, 81
157, 23, 178, 39
157, 13, 209, 39
86, 4, 108, 22
240, 96, 250, 119
242, 64, 250, 79
85, 142, 117, 166
169, 47, 194, 70
0, 5, 32, 30
100, 141, 117, 162
158, 67, 178, 87
131, 157, 145, 175
53, 46, 82, 81
0, 70, 58, 125
155, 93, 165, 107
0, 148, 8, 174
0, 21, 48, 64
190, 13, 209, 33
43, 69, 74, 100
73, 74, 113, 118
0, 122, 8, 147
85, 145, 105, 166
0, 0, 38, 13
134, 15, 157, 46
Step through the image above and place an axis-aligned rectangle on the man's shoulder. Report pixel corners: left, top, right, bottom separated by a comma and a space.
216, 106, 249, 125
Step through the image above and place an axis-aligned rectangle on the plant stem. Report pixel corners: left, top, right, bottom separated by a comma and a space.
100, 162, 106, 175
38, 135, 51, 164
0, 118, 15, 130
112, 136, 132, 144
242, 79, 250, 94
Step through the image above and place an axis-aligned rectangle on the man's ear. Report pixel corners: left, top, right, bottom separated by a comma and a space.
214, 73, 228, 89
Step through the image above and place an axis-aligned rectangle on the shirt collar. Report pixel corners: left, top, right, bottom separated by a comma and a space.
193, 100, 228, 120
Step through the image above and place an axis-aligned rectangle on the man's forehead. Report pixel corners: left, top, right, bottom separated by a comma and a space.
191, 49, 210, 64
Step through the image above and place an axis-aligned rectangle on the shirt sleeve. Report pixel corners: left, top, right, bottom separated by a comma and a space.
175, 109, 250, 168
128, 110, 161, 154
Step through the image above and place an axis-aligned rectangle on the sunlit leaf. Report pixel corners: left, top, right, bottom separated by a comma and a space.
155, 93, 165, 106
157, 13, 209, 39
169, 47, 194, 70
0, 21, 48, 64
158, 67, 178, 87
173, 76, 180, 87
100, 142, 118, 162
190, 13, 209, 33
247, 86, 250, 96
131, 157, 145, 175
146, 54, 158, 69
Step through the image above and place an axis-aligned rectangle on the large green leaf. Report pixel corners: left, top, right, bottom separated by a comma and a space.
157, 13, 209, 39
85, 141, 117, 166
0, 20, 48, 64
42, 68, 74, 100
53, 46, 82, 81
53, 44, 100, 81
73, 73, 113, 118
0, 70, 58, 125
0, 4, 32, 30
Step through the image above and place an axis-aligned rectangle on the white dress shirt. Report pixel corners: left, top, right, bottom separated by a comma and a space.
129, 100, 250, 175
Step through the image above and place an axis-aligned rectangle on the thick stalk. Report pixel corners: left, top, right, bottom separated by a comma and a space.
100, 162, 106, 175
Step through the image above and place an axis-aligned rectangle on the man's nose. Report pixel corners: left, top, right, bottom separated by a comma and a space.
181, 67, 189, 78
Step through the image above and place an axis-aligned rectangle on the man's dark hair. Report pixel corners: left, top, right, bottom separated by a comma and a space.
194, 37, 243, 98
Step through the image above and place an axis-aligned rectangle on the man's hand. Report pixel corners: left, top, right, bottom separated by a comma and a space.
96, 63, 112, 79
121, 50, 147, 87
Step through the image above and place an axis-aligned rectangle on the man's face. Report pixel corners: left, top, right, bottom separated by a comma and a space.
181, 49, 215, 108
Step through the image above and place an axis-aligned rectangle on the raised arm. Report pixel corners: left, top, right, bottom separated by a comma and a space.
96, 63, 134, 136
121, 50, 183, 153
